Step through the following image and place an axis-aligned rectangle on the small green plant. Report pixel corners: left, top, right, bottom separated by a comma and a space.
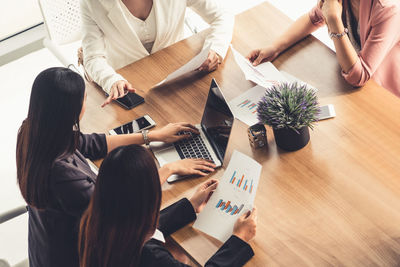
257, 82, 320, 132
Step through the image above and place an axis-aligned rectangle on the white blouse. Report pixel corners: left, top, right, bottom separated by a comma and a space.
81, 0, 234, 94
119, 1, 157, 53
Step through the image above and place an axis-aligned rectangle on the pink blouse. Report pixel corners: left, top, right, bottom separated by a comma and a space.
309, 0, 400, 97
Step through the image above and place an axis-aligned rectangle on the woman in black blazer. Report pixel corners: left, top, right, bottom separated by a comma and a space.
16, 67, 216, 267
79, 144, 257, 267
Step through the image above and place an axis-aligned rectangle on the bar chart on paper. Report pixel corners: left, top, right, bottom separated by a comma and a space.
237, 99, 258, 114
229, 85, 267, 126
229, 171, 254, 193
215, 199, 244, 215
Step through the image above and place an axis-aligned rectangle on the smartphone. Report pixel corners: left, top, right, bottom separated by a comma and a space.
318, 104, 336, 120
108, 92, 144, 110
109, 115, 156, 135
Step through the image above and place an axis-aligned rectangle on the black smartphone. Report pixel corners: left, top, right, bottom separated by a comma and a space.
109, 92, 144, 109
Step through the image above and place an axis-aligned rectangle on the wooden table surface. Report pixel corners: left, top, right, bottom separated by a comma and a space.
81, 2, 400, 266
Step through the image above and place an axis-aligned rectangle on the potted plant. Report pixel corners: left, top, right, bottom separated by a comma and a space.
257, 82, 320, 151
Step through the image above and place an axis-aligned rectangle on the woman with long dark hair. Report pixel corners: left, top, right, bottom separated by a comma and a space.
16, 67, 216, 267
79, 144, 257, 267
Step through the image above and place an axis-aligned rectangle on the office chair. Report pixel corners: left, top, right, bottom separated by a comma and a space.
38, 0, 82, 74
0, 206, 29, 267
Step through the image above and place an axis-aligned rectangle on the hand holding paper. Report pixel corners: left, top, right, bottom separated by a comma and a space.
155, 44, 211, 87
231, 45, 287, 89
193, 150, 262, 242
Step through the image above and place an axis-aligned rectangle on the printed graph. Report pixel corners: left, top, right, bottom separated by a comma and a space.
229, 171, 254, 193
215, 199, 244, 215
237, 99, 258, 114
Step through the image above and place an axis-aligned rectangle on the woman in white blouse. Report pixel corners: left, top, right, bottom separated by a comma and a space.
81, 0, 234, 107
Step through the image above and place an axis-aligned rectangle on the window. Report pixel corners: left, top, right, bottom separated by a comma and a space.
0, 0, 43, 41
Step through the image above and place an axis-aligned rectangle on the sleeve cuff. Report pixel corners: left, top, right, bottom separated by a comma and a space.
179, 198, 197, 222
309, 6, 325, 26
228, 235, 255, 257
341, 58, 369, 87
205, 235, 254, 266
102, 73, 126, 95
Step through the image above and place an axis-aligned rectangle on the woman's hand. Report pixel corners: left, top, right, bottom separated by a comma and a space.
319, 0, 343, 25
148, 123, 199, 143
189, 179, 219, 213
158, 159, 216, 184
102, 80, 136, 107
246, 46, 280, 66
198, 50, 221, 72
233, 208, 257, 243
166, 159, 216, 177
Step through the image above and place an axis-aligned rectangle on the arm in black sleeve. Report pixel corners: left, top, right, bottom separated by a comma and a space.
140, 240, 191, 267
78, 132, 108, 160
205, 235, 254, 267
158, 198, 196, 236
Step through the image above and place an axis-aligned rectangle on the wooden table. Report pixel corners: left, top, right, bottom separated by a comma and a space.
81, 2, 400, 266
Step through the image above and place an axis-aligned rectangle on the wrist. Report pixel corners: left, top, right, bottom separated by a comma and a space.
162, 162, 174, 177
271, 43, 282, 55
326, 15, 344, 33
147, 130, 158, 142
188, 197, 198, 213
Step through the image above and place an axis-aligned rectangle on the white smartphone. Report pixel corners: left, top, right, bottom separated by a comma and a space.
318, 104, 336, 120
109, 115, 156, 135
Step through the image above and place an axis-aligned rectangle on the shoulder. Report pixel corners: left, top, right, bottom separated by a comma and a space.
80, 0, 109, 14
51, 154, 88, 183
371, 0, 400, 25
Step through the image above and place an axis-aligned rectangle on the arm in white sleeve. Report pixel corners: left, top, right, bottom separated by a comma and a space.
80, 0, 125, 94
187, 0, 234, 59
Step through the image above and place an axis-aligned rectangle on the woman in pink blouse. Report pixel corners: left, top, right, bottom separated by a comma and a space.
247, 0, 400, 97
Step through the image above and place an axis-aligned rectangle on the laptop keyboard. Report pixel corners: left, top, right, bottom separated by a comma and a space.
174, 131, 214, 162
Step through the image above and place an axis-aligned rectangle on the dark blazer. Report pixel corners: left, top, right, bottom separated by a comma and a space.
140, 198, 254, 267
28, 133, 107, 267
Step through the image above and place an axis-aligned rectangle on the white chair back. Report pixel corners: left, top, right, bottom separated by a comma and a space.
38, 0, 82, 45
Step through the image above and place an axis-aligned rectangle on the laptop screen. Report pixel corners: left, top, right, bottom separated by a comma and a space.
201, 79, 234, 162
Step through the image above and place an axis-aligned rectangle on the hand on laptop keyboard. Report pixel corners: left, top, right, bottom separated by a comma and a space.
174, 131, 215, 164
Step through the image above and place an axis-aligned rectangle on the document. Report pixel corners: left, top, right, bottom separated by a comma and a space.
280, 71, 318, 92
193, 150, 262, 242
228, 85, 267, 126
231, 45, 287, 89
155, 44, 211, 86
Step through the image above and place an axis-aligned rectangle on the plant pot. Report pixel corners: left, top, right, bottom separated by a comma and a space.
273, 126, 310, 151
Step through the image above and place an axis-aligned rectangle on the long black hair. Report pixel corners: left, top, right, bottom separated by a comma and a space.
79, 144, 162, 267
16, 67, 85, 209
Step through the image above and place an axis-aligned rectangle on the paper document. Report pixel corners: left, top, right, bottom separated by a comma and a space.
156, 44, 211, 86
193, 150, 262, 242
228, 85, 267, 126
281, 71, 318, 92
231, 45, 287, 89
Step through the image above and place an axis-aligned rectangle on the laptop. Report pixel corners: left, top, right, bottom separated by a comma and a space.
150, 79, 234, 183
